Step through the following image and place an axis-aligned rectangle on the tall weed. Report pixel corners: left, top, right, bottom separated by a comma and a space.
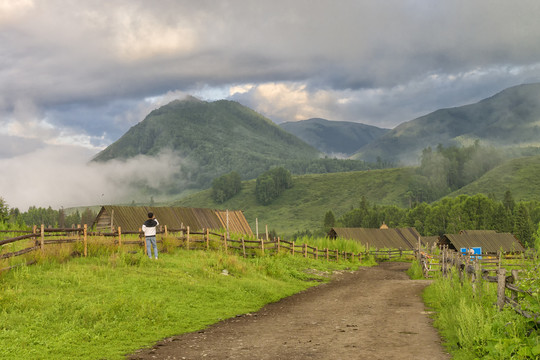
424, 269, 540, 359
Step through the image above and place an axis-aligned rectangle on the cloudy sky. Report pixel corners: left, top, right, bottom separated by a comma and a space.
2, 0, 540, 210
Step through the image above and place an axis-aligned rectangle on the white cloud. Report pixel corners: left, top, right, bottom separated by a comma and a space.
0, 145, 186, 210
0, 0, 34, 24
229, 84, 254, 96
111, 11, 197, 62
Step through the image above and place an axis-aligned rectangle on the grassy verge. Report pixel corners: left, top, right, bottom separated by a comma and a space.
0, 247, 363, 360
423, 269, 540, 359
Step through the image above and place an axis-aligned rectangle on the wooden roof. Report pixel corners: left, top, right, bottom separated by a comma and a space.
92, 206, 252, 235
328, 227, 421, 249
459, 230, 497, 235
441, 232, 525, 253
421, 235, 440, 247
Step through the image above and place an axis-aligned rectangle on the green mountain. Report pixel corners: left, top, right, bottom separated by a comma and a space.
448, 154, 540, 202
352, 83, 540, 164
279, 118, 389, 157
173, 154, 540, 236
172, 167, 416, 235
93, 97, 321, 190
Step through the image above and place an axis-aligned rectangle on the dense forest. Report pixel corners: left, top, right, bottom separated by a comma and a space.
405, 141, 505, 203
316, 192, 539, 248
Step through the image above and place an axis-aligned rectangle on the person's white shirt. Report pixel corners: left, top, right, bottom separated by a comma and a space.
142, 218, 159, 236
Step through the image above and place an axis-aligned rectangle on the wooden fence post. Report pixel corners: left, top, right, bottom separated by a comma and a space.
315, 246, 318, 260
32, 225, 37, 246
141, 227, 146, 254
471, 258, 478, 293
497, 268, 507, 311
326, 248, 329, 261
241, 238, 246, 258
40, 224, 45, 253
335, 249, 339, 261
206, 228, 210, 250
292, 241, 295, 256
442, 246, 447, 277
83, 224, 88, 257
260, 238, 265, 255
186, 226, 190, 250
417, 236, 421, 261
164, 225, 168, 237
118, 226, 122, 247
511, 269, 519, 302
223, 232, 228, 253
277, 237, 281, 253
303, 243, 307, 257
457, 253, 463, 283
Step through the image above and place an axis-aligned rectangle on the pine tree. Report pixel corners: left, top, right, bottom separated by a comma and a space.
513, 203, 534, 247
323, 211, 335, 232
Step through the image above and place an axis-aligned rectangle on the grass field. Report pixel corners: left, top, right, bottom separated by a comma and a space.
173, 168, 416, 236
0, 247, 365, 360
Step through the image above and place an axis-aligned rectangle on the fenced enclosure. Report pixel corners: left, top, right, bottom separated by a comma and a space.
418, 244, 539, 325
1, 225, 412, 274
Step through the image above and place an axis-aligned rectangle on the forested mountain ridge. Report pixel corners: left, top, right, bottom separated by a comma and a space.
352, 82, 540, 164
174, 154, 540, 237
279, 118, 389, 157
92, 97, 321, 189
448, 154, 540, 201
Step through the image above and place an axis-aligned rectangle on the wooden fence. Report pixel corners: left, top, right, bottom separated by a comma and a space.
418, 245, 539, 324
1, 225, 413, 273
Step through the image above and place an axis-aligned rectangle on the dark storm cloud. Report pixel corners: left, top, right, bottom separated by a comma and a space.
3, 0, 540, 209
3, 1, 540, 133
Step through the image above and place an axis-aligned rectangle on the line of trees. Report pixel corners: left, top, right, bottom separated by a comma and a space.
255, 167, 293, 205
322, 192, 539, 248
211, 167, 294, 205
407, 141, 505, 204
0, 199, 97, 229
211, 171, 242, 203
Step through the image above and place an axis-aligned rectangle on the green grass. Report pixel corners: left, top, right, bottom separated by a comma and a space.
173, 167, 416, 236
171, 154, 540, 238
423, 269, 540, 359
0, 247, 361, 360
405, 260, 425, 279
449, 154, 540, 202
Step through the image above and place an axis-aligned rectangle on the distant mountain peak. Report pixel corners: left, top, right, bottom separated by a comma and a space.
92, 97, 320, 190
351, 82, 540, 164
280, 118, 389, 156
183, 95, 204, 103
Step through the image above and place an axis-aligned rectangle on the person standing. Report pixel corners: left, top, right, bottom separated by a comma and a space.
142, 212, 159, 259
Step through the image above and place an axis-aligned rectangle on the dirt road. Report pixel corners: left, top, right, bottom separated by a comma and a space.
127, 262, 451, 360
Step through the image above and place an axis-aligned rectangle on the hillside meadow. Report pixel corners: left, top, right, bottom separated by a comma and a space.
0, 245, 366, 360
173, 167, 416, 236
449, 154, 540, 201
172, 154, 540, 239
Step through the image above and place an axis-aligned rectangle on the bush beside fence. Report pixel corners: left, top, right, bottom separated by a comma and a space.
418, 245, 539, 325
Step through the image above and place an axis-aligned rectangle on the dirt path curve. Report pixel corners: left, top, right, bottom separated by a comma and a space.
127, 262, 451, 360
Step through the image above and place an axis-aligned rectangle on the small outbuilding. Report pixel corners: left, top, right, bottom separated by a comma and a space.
328, 227, 421, 250
92, 205, 253, 235
439, 231, 526, 254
